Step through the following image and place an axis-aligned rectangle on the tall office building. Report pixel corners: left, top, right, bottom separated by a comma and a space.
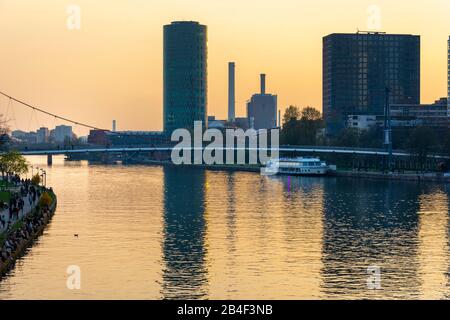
53, 125, 73, 143
323, 32, 420, 134
228, 62, 236, 123
36, 127, 50, 144
163, 21, 207, 133
247, 74, 278, 130
448, 36, 450, 124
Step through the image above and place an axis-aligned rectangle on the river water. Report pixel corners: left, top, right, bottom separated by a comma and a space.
0, 156, 449, 300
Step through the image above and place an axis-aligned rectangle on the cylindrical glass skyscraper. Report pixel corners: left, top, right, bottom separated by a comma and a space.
163, 21, 207, 133
448, 36, 450, 122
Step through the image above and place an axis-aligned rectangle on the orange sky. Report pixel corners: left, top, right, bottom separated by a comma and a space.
0, 0, 449, 136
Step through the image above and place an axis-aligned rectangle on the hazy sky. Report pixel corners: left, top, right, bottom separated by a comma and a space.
0, 0, 449, 135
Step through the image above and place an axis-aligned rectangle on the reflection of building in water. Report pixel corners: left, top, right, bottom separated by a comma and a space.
417, 187, 449, 299
206, 173, 326, 299
320, 179, 422, 299
446, 184, 450, 300
161, 167, 208, 299
225, 173, 237, 262
201, 171, 242, 298
211, 172, 239, 296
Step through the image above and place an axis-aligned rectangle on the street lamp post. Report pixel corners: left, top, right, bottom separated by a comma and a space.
42, 170, 47, 188
39, 169, 45, 187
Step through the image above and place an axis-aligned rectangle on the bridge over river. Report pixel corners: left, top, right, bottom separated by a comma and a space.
13, 146, 449, 169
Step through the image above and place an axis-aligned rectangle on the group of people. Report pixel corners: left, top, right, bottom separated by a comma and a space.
0, 174, 54, 272
5, 174, 22, 187
1, 207, 52, 269
0, 180, 41, 231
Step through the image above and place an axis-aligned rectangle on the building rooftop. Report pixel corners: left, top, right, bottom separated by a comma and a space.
166, 21, 202, 26
324, 32, 420, 38
107, 131, 164, 136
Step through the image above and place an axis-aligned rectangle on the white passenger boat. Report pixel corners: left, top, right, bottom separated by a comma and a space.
261, 157, 331, 176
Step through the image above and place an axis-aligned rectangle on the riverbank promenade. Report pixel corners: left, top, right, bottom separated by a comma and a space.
1, 193, 39, 235
1, 175, 56, 277
0, 177, 41, 235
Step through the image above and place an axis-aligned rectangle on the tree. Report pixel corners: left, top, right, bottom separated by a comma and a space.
281, 106, 324, 146
31, 173, 41, 186
281, 106, 300, 145
283, 105, 300, 126
0, 151, 29, 177
298, 107, 323, 145
358, 127, 383, 148
332, 128, 361, 147
301, 107, 322, 121
39, 192, 53, 208
406, 126, 438, 171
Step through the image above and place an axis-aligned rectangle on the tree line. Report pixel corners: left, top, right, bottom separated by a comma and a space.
280, 105, 450, 158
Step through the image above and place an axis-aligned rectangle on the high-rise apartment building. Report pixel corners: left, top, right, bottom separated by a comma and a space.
36, 127, 50, 144
323, 32, 420, 134
447, 36, 450, 124
163, 21, 207, 133
53, 125, 73, 143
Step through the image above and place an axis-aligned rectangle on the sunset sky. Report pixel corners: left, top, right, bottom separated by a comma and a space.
0, 0, 449, 135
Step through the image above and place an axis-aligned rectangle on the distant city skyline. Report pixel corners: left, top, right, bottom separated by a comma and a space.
0, 0, 449, 136
12, 124, 74, 144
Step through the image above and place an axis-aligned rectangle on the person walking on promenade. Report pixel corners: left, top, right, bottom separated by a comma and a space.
8, 205, 13, 221
13, 207, 19, 221
19, 198, 24, 214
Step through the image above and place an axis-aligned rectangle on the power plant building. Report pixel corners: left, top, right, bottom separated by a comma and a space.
246, 74, 278, 130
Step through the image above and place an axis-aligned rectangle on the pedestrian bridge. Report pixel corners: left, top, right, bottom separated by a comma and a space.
16, 146, 449, 158
18, 146, 411, 157
8, 146, 449, 167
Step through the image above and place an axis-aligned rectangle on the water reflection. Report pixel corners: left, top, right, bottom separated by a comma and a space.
162, 167, 208, 299
417, 186, 449, 299
320, 180, 449, 299
0, 156, 448, 299
268, 176, 325, 299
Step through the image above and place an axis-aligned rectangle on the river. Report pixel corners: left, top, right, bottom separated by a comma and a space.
0, 156, 449, 299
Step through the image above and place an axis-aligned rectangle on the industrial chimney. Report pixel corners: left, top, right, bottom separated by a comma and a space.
228, 62, 236, 122
260, 74, 266, 95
